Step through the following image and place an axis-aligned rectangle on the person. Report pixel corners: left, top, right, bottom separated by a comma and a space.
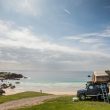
40, 90, 42, 93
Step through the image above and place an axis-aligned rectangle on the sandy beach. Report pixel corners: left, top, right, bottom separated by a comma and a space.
4, 89, 25, 95
2, 81, 85, 96
4, 88, 77, 96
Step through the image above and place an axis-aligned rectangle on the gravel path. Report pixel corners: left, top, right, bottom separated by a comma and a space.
0, 95, 60, 110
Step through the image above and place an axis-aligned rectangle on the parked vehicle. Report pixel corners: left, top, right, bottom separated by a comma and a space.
77, 81, 109, 101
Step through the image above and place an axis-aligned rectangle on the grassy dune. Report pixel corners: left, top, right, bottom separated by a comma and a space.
17, 96, 110, 110
0, 91, 48, 104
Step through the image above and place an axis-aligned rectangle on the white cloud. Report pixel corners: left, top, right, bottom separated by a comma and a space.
80, 38, 100, 43
0, 19, 110, 70
1, 0, 43, 16
65, 27, 110, 42
0, 19, 80, 53
64, 27, 110, 45
64, 33, 97, 40
0, 19, 110, 59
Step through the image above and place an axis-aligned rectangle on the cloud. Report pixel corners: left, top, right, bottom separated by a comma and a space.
0, 21, 76, 53
0, 0, 43, 16
0, 19, 83, 54
65, 33, 99, 43
0, 19, 110, 58
64, 27, 110, 46
64, 9, 71, 15
0, 19, 110, 70
64, 27, 110, 58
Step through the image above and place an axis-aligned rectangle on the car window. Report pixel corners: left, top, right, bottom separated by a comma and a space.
100, 84, 106, 88
89, 85, 93, 89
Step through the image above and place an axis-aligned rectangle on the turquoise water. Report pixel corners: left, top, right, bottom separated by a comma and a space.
1, 70, 92, 94
18, 70, 92, 83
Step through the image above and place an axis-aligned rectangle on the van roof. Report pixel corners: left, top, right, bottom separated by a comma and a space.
93, 71, 108, 76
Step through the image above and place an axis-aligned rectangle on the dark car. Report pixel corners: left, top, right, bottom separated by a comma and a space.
77, 82, 109, 100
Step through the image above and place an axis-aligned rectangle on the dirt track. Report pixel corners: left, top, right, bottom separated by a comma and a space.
0, 95, 60, 110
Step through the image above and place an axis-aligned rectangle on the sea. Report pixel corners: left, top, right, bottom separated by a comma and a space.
1, 70, 93, 95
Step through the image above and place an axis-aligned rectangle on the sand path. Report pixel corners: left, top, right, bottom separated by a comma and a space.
0, 95, 60, 110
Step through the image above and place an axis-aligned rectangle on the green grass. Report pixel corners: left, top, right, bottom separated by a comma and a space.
17, 96, 110, 110
0, 91, 48, 104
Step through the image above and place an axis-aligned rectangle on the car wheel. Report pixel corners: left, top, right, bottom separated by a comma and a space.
98, 95, 102, 100
79, 94, 86, 101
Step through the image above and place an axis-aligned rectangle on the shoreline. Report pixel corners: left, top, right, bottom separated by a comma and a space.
2, 82, 85, 96
4, 89, 25, 95
4, 88, 77, 96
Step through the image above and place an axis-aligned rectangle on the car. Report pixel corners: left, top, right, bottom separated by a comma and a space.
77, 81, 109, 101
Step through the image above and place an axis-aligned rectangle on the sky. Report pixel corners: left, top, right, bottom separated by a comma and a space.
0, 0, 110, 71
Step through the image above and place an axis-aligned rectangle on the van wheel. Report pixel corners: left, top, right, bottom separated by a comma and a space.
98, 95, 101, 100
79, 94, 86, 101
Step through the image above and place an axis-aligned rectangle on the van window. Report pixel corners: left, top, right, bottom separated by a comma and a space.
89, 85, 94, 89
